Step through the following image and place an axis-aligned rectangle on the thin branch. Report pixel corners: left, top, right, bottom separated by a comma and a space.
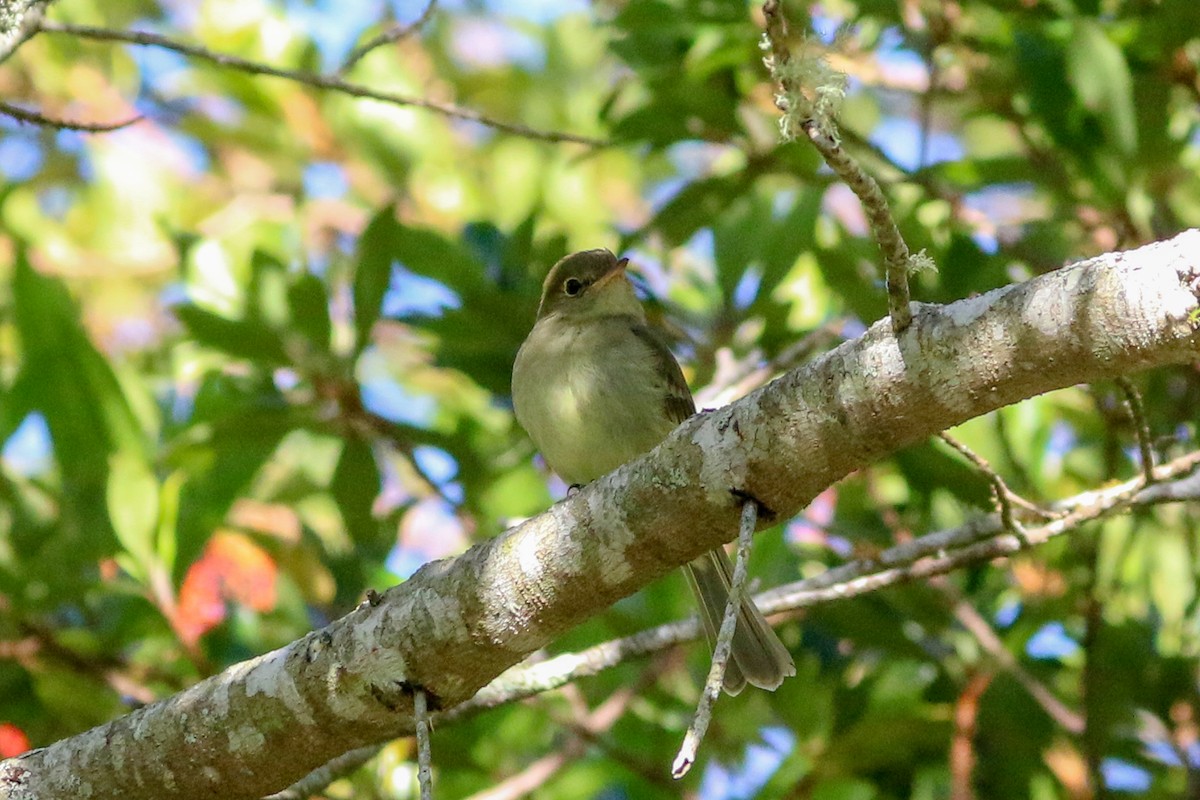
761, 0, 918, 333
672, 500, 756, 779
37, 21, 604, 146
937, 431, 1059, 543
1116, 376, 1156, 485
339, 0, 437, 74
0, 0, 49, 65
694, 321, 843, 409
466, 680, 641, 800
0, 99, 142, 132
414, 689, 433, 800
764, 452, 1200, 613
992, 408, 1037, 496
934, 578, 1085, 734
949, 670, 990, 800
262, 747, 378, 800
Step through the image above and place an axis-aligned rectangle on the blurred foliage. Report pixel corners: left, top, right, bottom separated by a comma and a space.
2, 0, 1200, 798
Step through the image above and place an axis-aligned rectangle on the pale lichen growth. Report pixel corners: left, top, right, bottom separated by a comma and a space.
244, 647, 316, 726
907, 250, 938, 276
227, 723, 266, 752
760, 32, 847, 143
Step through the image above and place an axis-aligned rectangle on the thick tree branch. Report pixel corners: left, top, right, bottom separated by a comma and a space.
452, 448, 1200, 720
271, 448, 1200, 800
3, 231, 1198, 800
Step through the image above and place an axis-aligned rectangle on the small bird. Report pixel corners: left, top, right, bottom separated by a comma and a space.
511, 249, 795, 694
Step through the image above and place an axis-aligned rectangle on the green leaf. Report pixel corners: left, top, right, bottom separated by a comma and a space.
760, 188, 821, 292
712, 196, 759, 304
1067, 19, 1137, 154
248, 250, 291, 328
12, 251, 146, 482
170, 375, 295, 571
353, 205, 400, 352
173, 304, 289, 364
634, 174, 747, 249
156, 471, 185, 575
287, 274, 332, 352
331, 437, 383, 551
106, 450, 160, 577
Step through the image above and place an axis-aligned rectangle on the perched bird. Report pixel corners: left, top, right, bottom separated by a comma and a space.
511, 249, 795, 694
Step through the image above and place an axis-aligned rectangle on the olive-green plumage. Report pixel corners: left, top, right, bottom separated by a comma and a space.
512, 249, 795, 694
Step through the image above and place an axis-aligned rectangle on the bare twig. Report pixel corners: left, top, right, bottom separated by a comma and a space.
694, 321, 843, 408
671, 500, 756, 779
263, 747, 378, 799
466, 679, 643, 800
414, 689, 433, 800
37, 21, 604, 146
937, 432, 1057, 543
0, 99, 142, 132
949, 670, 990, 800
339, 0, 438, 73
1116, 377, 1156, 485
761, 0, 918, 333
935, 579, 1085, 734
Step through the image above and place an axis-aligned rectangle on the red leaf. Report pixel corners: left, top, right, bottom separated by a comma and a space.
0, 723, 31, 758
175, 531, 278, 645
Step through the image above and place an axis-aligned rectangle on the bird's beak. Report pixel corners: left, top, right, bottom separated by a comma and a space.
595, 257, 630, 288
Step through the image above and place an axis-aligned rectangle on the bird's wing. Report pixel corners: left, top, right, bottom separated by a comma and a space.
629, 323, 697, 425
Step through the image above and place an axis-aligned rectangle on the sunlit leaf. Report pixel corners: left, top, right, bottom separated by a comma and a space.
106, 450, 160, 578
1067, 19, 1137, 155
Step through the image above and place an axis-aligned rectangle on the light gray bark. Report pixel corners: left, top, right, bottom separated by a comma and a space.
2, 230, 1198, 800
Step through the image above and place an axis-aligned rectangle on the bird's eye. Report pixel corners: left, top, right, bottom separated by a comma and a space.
563, 278, 585, 296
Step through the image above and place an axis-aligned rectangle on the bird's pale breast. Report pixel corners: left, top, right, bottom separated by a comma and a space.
512, 315, 679, 485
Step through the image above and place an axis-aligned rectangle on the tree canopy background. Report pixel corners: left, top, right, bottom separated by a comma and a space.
1, 0, 1199, 798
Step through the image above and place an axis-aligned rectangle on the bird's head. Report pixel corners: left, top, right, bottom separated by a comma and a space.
536, 249, 641, 322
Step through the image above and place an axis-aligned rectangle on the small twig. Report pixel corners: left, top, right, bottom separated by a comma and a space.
38, 21, 604, 146
949, 670, 990, 800
0, 99, 142, 132
761, 0, 918, 333
940, 431, 1046, 544
802, 117, 918, 332
992, 408, 1037, 496
694, 321, 842, 408
916, 56, 938, 171
933, 578, 1085, 734
263, 747, 378, 799
671, 500, 757, 779
468, 676, 650, 800
1116, 377, 1156, 486
0, 0, 49, 65
414, 688, 433, 800
439, 452, 1200, 726
339, 0, 438, 73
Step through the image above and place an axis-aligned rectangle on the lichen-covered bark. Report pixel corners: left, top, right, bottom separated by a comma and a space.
0, 0, 50, 64
2, 231, 1198, 800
